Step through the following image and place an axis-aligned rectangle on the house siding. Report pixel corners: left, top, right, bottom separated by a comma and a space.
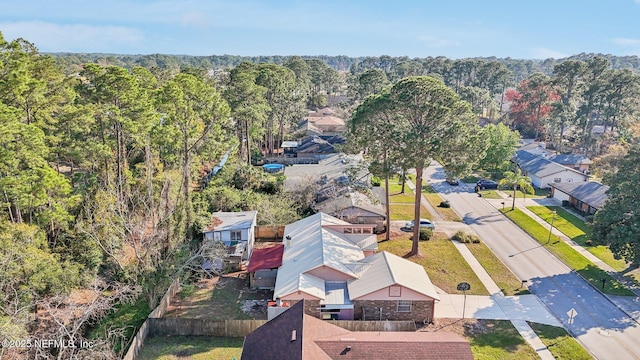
537, 171, 589, 189
354, 286, 434, 301
353, 299, 434, 322
551, 188, 570, 203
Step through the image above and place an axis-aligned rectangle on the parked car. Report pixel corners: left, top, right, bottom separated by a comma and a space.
476, 179, 498, 190
446, 178, 459, 186
405, 218, 435, 230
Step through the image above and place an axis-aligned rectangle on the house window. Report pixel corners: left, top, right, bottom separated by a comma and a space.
230, 230, 242, 245
553, 178, 561, 183
397, 300, 412, 312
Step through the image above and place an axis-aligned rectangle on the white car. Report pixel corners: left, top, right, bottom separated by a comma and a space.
405, 218, 435, 230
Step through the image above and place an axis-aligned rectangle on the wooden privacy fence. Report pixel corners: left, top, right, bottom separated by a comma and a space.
149, 319, 267, 337
255, 225, 285, 240
148, 318, 414, 337
327, 320, 416, 332
122, 278, 181, 360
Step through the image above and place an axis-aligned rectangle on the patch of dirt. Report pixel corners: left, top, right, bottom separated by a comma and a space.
241, 299, 269, 318
164, 272, 273, 320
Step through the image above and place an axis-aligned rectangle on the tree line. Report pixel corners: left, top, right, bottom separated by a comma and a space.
0, 34, 328, 359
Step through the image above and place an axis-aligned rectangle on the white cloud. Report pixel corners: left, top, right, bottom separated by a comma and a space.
417, 35, 460, 48
529, 47, 569, 59
0, 21, 145, 53
180, 11, 212, 28
612, 37, 640, 46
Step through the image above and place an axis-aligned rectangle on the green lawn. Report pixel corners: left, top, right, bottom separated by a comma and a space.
529, 323, 593, 360
390, 204, 432, 220
501, 187, 548, 199
383, 175, 413, 195
379, 233, 488, 295
470, 320, 539, 359
477, 189, 503, 199
527, 206, 627, 271
464, 241, 530, 296
389, 192, 417, 203
138, 336, 243, 360
501, 208, 633, 296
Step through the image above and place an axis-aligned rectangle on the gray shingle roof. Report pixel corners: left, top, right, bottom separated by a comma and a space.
551, 181, 609, 209
549, 154, 592, 165
515, 150, 585, 178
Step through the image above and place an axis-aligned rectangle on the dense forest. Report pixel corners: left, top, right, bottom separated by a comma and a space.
2, 31, 640, 359
49, 52, 640, 80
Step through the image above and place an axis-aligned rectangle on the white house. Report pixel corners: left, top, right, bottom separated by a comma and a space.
514, 150, 589, 189
203, 210, 258, 260
270, 212, 438, 322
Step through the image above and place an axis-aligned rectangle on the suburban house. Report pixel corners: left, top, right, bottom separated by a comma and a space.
514, 150, 589, 189
519, 141, 554, 157
313, 191, 386, 233
550, 181, 609, 215
519, 141, 592, 173
270, 212, 439, 323
283, 153, 365, 192
203, 210, 258, 260
295, 135, 346, 159
301, 108, 346, 136
548, 154, 592, 173
241, 300, 473, 360
247, 244, 284, 290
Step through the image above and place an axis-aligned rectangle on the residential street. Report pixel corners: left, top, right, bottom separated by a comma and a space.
422, 162, 640, 360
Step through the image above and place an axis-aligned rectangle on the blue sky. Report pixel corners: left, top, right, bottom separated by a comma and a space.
2, 0, 640, 59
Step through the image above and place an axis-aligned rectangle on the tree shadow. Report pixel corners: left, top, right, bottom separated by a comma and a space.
527, 274, 639, 337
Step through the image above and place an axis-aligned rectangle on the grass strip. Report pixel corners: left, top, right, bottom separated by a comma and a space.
528, 322, 592, 360
528, 206, 626, 271
501, 208, 633, 296
465, 241, 530, 296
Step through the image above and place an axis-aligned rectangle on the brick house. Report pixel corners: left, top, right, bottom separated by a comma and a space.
269, 213, 439, 322
242, 300, 473, 360
550, 181, 609, 215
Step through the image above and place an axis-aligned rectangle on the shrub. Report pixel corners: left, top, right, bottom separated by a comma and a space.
452, 230, 466, 242
439, 200, 451, 208
419, 229, 432, 241
371, 176, 382, 186
452, 230, 480, 244
584, 215, 594, 224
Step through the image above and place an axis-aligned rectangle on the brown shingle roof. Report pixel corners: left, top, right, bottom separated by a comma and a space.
241, 301, 472, 360
315, 331, 473, 360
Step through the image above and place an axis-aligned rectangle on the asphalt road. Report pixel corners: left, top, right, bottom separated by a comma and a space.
423, 163, 640, 360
